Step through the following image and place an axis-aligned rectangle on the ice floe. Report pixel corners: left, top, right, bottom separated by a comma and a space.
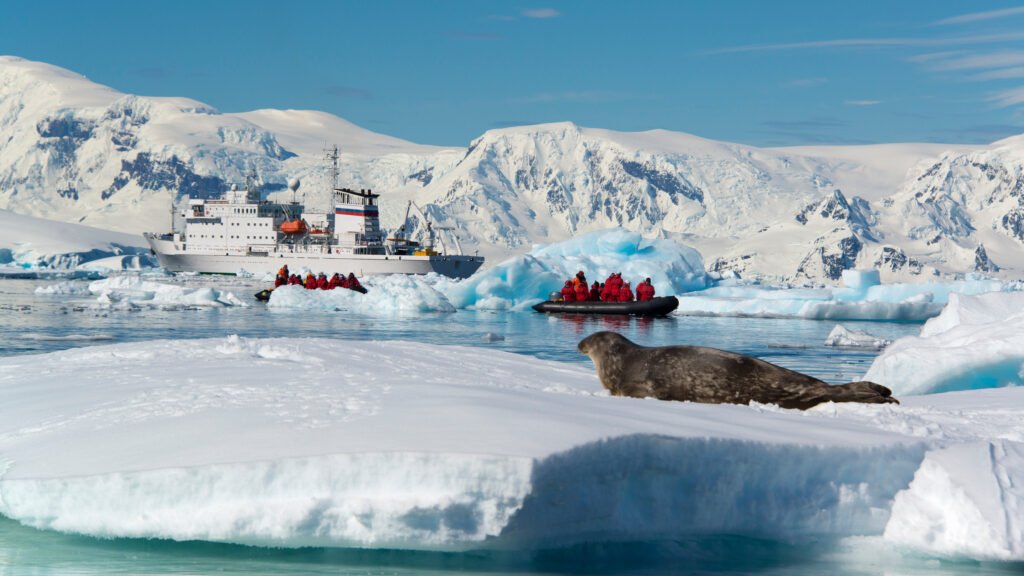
267, 275, 455, 315
824, 325, 892, 350
86, 275, 246, 308
675, 275, 1023, 321
864, 291, 1024, 396
0, 334, 1023, 561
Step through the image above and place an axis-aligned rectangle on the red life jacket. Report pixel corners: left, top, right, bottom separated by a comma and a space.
561, 285, 575, 302
618, 285, 634, 302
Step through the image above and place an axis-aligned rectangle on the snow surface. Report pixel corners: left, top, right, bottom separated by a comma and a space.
86, 275, 246, 308
2, 335, 1024, 560
435, 229, 709, 310
865, 291, 1024, 396
674, 276, 1022, 321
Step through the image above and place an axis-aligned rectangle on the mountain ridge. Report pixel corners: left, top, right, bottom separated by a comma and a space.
2, 55, 1023, 282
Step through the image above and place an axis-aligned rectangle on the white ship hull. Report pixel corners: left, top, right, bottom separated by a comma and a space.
145, 235, 483, 279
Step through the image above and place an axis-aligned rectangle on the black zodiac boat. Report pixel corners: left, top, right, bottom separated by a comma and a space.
532, 296, 679, 317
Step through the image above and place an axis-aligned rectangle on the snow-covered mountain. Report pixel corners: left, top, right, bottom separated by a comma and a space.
3, 55, 1024, 282
0, 56, 460, 236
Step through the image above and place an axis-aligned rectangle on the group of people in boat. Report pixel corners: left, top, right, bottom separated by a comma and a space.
557, 270, 657, 303
273, 265, 363, 291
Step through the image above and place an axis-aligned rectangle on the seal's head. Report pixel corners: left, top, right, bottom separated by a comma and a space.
578, 331, 638, 394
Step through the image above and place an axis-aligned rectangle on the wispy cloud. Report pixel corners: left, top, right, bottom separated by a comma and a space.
907, 51, 964, 63
761, 117, 846, 130
445, 31, 503, 41
705, 31, 1024, 55
522, 8, 560, 19
937, 50, 1024, 71
130, 66, 171, 79
325, 85, 372, 99
971, 67, 1024, 81
845, 100, 881, 106
932, 6, 1024, 26
491, 120, 536, 128
988, 86, 1024, 108
511, 90, 658, 104
786, 77, 827, 88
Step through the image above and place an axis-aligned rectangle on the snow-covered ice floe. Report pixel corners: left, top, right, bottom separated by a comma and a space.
1, 335, 1023, 561
85, 275, 246, 308
865, 291, 1024, 396
268, 275, 455, 314
677, 270, 1022, 321
824, 325, 892, 350
434, 228, 710, 310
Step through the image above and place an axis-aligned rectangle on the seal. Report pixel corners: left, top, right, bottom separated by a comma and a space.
578, 331, 897, 410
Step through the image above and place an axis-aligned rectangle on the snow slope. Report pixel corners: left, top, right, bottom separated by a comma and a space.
0, 208, 147, 269
0, 56, 458, 236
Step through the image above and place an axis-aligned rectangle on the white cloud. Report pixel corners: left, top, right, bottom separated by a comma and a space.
933, 6, 1024, 26
988, 86, 1024, 108
522, 8, 560, 19
845, 100, 881, 106
787, 77, 828, 88
971, 67, 1024, 81
511, 90, 657, 104
938, 51, 1024, 71
705, 31, 1024, 55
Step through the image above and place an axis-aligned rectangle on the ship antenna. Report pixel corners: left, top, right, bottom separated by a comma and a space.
325, 144, 342, 202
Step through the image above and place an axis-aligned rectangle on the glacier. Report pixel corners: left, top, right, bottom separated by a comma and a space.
1, 332, 1024, 560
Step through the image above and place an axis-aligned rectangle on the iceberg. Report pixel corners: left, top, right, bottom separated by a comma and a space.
2, 335, 1024, 560
864, 291, 1024, 396
435, 229, 710, 310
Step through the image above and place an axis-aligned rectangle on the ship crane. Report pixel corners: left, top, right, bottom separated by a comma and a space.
392, 201, 465, 256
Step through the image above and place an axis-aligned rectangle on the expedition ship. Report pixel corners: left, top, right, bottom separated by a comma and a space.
144, 149, 484, 279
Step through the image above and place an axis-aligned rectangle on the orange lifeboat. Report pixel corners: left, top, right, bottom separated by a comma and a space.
280, 219, 307, 235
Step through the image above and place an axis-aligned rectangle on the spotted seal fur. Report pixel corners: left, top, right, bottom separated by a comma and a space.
578, 331, 897, 410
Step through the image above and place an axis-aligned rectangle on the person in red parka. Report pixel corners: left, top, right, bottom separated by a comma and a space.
636, 278, 656, 301
317, 273, 330, 290
574, 280, 589, 302
589, 281, 601, 301
560, 280, 575, 302
618, 281, 634, 302
347, 273, 362, 291
305, 273, 317, 289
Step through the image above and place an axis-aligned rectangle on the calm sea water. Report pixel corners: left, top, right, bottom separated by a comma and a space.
0, 276, 1008, 576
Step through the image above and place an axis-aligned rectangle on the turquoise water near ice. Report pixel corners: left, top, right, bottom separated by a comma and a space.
0, 277, 1011, 576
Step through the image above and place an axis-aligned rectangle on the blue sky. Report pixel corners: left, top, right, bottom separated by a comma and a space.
5, 1, 1024, 146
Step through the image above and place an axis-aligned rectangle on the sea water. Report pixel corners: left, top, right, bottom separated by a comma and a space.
0, 276, 1005, 576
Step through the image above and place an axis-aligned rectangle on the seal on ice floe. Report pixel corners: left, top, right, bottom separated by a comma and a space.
577, 331, 898, 410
